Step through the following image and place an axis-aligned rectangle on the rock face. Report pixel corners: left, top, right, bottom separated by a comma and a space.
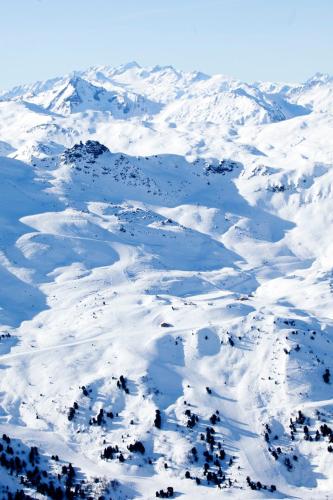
205, 159, 241, 175
63, 140, 109, 163
0, 65, 332, 498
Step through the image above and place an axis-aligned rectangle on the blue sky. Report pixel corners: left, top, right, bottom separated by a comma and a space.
1, 0, 332, 88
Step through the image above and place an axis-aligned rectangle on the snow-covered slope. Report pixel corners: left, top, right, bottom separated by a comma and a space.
0, 62, 314, 157
1, 75, 160, 118
0, 64, 332, 499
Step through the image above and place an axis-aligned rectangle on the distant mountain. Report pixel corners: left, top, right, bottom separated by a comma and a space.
1, 74, 161, 117
1, 63, 321, 124
257, 72, 333, 113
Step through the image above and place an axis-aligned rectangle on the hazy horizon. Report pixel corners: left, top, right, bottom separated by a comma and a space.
1, 0, 332, 89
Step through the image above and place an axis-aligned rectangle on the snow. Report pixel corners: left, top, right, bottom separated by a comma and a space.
0, 64, 332, 498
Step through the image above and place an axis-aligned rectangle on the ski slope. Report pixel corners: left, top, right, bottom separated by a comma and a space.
0, 64, 332, 499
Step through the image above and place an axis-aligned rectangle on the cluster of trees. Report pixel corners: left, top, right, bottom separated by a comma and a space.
154, 409, 161, 429
210, 411, 221, 425
287, 410, 307, 440
0, 433, 100, 498
246, 476, 276, 492
155, 486, 174, 497
0, 332, 11, 340
290, 410, 333, 452
117, 375, 129, 394
182, 414, 231, 489
185, 409, 199, 429
68, 402, 78, 421
200, 426, 217, 450
89, 408, 114, 426
264, 423, 273, 443
101, 445, 120, 461
268, 445, 297, 470
284, 457, 293, 471
127, 441, 145, 454
323, 368, 331, 384
81, 386, 90, 397
102, 439, 145, 462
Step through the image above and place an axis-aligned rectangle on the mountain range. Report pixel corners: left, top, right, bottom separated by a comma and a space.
0, 63, 332, 499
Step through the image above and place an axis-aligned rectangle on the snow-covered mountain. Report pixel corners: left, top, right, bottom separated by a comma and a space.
0, 64, 332, 499
1, 74, 161, 118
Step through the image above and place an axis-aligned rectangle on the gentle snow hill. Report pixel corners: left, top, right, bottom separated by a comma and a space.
0, 64, 332, 499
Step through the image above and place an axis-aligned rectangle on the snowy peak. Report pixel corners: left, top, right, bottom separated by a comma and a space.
1, 73, 162, 118
43, 76, 151, 116
256, 72, 333, 113
45, 76, 115, 114
107, 60, 142, 75
305, 72, 333, 86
